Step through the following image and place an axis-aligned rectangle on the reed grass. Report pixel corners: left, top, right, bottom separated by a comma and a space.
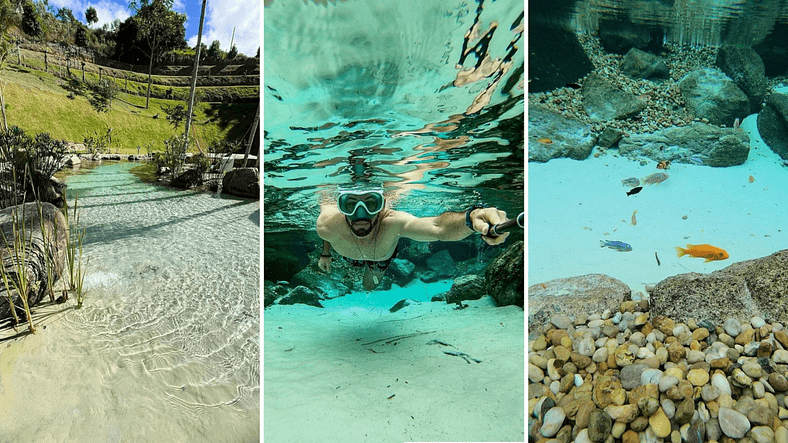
0, 188, 37, 333
63, 194, 86, 307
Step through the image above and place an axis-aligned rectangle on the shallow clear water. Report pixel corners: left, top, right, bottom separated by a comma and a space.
4, 162, 260, 441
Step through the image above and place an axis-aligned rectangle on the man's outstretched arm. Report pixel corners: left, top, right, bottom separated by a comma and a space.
395, 207, 509, 245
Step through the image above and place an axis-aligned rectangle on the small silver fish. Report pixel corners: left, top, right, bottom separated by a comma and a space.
622, 177, 640, 187
642, 172, 669, 185
600, 240, 633, 252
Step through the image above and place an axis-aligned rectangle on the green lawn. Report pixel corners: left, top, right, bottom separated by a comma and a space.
1, 64, 257, 154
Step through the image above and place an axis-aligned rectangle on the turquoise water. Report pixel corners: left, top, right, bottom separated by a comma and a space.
264, 0, 524, 231
5, 162, 260, 441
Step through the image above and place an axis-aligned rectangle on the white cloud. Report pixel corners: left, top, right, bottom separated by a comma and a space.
46, 0, 130, 28
89, 1, 131, 28
187, 0, 260, 58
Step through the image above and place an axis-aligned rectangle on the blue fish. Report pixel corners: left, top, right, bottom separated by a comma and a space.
600, 240, 633, 252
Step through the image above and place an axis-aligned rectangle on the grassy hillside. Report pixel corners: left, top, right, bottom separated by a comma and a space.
1, 63, 257, 155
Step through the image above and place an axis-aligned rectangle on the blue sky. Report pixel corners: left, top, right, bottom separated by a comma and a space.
47, 0, 260, 57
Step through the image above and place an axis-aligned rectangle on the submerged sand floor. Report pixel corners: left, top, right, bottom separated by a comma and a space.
264, 286, 525, 443
528, 114, 788, 296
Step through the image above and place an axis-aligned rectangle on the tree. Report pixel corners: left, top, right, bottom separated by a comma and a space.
74, 25, 87, 47
255, 47, 259, 59
21, 2, 42, 38
206, 39, 222, 61
128, 0, 187, 109
85, 6, 97, 27
227, 44, 237, 60
55, 7, 75, 41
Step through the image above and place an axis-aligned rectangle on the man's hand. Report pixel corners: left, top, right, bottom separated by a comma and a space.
471, 207, 510, 245
318, 255, 332, 273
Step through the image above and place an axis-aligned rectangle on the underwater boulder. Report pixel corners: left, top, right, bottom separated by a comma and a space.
678, 68, 750, 126
651, 250, 788, 325
528, 106, 596, 162
388, 258, 416, 287
486, 240, 524, 308
715, 45, 767, 114
618, 122, 750, 167
753, 21, 788, 77
620, 48, 669, 80
528, 272, 629, 329
582, 73, 647, 122
0, 202, 67, 322
528, 22, 594, 93
291, 265, 350, 299
756, 92, 788, 161
278, 286, 323, 308
445, 274, 486, 305
426, 249, 458, 279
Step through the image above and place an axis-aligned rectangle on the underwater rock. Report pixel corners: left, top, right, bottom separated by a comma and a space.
417, 270, 441, 283
617, 122, 750, 167
445, 274, 486, 305
485, 240, 524, 308
528, 273, 629, 329
757, 93, 788, 161
715, 45, 767, 114
425, 249, 458, 279
396, 239, 432, 266
263, 230, 316, 282
264, 280, 288, 308
582, 73, 647, 122
291, 265, 350, 299
650, 249, 788, 325
278, 286, 323, 308
528, 22, 594, 93
388, 258, 416, 287
0, 203, 67, 321
678, 68, 750, 126
528, 106, 597, 162
222, 168, 259, 199
619, 48, 669, 80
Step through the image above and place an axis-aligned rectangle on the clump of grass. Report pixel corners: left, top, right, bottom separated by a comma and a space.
0, 200, 36, 334
63, 194, 86, 307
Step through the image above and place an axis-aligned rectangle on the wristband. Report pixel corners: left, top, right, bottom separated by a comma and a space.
465, 204, 487, 232
321, 254, 331, 258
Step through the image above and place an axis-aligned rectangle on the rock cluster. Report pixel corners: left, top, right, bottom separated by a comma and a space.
529, 300, 788, 443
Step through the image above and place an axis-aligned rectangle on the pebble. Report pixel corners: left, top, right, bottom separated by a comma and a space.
641, 368, 663, 386
774, 349, 788, 364
712, 372, 732, 396
540, 406, 565, 437
718, 407, 750, 439
588, 409, 612, 442
752, 316, 766, 328
550, 314, 573, 330
751, 426, 775, 443
776, 426, 788, 443
686, 368, 709, 386
648, 407, 671, 438
724, 318, 742, 337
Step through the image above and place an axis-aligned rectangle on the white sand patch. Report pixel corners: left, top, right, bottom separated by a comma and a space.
264, 287, 524, 442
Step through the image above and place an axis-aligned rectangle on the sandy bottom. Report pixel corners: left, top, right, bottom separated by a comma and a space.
528, 114, 788, 296
0, 301, 258, 443
263, 282, 525, 443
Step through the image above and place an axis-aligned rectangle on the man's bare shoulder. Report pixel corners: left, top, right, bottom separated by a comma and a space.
317, 205, 344, 239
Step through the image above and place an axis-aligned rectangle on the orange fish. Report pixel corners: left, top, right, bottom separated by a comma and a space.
676, 244, 729, 262
749, 175, 755, 183
537, 138, 553, 144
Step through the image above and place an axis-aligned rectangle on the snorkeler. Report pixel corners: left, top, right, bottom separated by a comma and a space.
316, 185, 510, 290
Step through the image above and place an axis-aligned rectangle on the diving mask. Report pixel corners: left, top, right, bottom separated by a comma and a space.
337, 188, 385, 220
